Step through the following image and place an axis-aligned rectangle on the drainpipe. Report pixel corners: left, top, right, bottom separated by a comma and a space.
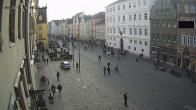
25, 0, 33, 86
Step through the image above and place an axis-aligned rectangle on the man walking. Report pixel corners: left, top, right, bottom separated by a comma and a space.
51, 84, 56, 95
57, 84, 62, 96
76, 62, 79, 70
57, 71, 60, 81
124, 93, 128, 106
98, 55, 101, 61
103, 66, 106, 75
46, 58, 48, 64
107, 67, 110, 75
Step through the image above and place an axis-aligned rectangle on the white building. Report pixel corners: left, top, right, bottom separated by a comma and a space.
72, 12, 85, 38
96, 19, 106, 45
59, 19, 66, 36
65, 18, 73, 38
105, 0, 155, 58
80, 15, 91, 40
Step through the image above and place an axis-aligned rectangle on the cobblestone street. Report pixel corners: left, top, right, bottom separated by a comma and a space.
36, 41, 196, 110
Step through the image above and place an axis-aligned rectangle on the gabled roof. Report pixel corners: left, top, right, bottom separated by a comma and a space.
37, 7, 47, 23
107, 0, 127, 7
91, 12, 105, 19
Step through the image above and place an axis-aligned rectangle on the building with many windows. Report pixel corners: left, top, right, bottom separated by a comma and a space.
36, 7, 48, 50
150, 0, 179, 65
105, 0, 155, 58
0, 0, 38, 109
177, 0, 196, 69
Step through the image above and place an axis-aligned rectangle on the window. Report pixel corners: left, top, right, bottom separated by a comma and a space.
114, 43, 116, 46
113, 7, 115, 12
118, 6, 120, 10
39, 25, 42, 30
114, 37, 115, 41
141, 49, 144, 52
134, 14, 136, 20
107, 9, 109, 13
107, 18, 109, 23
130, 39, 132, 43
18, 5, 22, 40
139, 14, 142, 20
39, 33, 42, 38
134, 47, 136, 51
129, 28, 132, 34
138, 0, 141, 7
134, 40, 137, 44
113, 28, 115, 34
144, 29, 148, 36
185, 5, 189, 13
173, 35, 177, 43
118, 16, 120, 22
123, 4, 125, 9
129, 3, 131, 8
145, 41, 148, 45
39, 15, 42, 21
139, 28, 142, 35
110, 37, 112, 40
134, 28, 137, 35
133, 1, 136, 7
123, 28, 126, 34
9, 0, 16, 43
181, 35, 186, 45
143, 0, 147, 6
129, 15, 132, 21
110, 18, 112, 22
139, 41, 142, 45
128, 46, 131, 49
193, 36, 196, 46
113, 17, 115, 22
110, 28, 112, 33
123, 16, 125, 21
107, 28, 109, 33
190, 5, 195, 13
187, 35, 191, 46
107, 37, 109, 40
110, 8, 112, 12
118, 28, 121, 34
144, 13, 147, 20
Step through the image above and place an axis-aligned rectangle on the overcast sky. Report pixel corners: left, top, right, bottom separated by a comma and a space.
39, 0, 116, 22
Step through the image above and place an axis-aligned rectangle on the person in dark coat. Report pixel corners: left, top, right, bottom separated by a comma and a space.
76, 62, 79, 70
103, 66, 106, 75
124, 93, 128, 106
46, 58, 49, 64
107, 67, 110, 75
57, 71, 60, 81
98, 55, 101, 61
51, 84, 56, 95
57, 84, 62, 96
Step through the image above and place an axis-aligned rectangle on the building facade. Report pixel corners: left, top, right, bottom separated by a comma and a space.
65, 18, 73, 38
36, 7, 48, 49
72, 12, 85, 38
0, 0, 38, 109
150, 0, 179, 65
177, 0, 196, 69
105, 0, 155, 58
95, 19, 106, 45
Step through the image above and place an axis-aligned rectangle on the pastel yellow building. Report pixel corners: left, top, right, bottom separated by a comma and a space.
36, 7, 48, 50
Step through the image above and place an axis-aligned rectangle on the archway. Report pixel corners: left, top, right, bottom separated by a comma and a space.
120, 38, 123, 50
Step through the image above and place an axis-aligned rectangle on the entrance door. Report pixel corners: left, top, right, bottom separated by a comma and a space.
120, 38, 123, 50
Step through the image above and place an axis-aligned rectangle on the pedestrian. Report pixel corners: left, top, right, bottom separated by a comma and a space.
98, 55, 101, 61
124, 93, 128, 106
139, 53, 142, 59
43, 58, 46, 64
46, 58, 48, 64
57, 71, 60, 81
107, 67, 110, 75
76, 62, 79, 70
47, 77, 49, 84
107, 62, 110, 68
103, 66, 106, 75
41, 74, 45, 85
51, 84, 56, 95
57, 84, 62, 96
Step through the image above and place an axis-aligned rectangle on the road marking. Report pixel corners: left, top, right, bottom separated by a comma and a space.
184, 105, 196, 110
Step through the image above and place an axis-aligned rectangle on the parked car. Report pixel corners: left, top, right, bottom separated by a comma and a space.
60, 61, 70, 69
